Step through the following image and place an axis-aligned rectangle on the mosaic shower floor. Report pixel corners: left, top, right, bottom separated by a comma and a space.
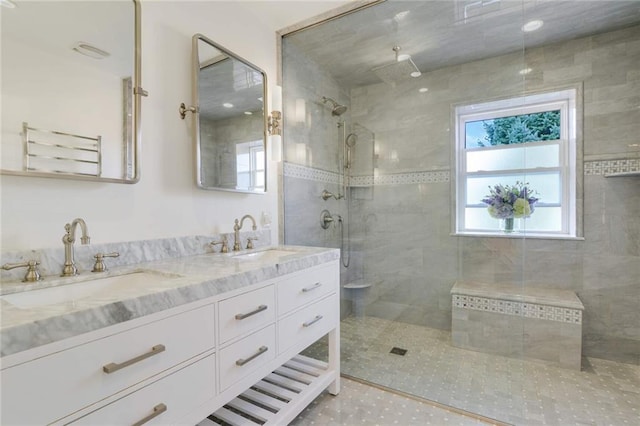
303, 316, 640, 426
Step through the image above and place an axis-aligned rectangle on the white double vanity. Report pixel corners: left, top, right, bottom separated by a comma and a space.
0, 244, 340, 425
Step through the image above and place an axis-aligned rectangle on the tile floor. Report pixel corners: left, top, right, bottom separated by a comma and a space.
290, 377, 495, 426
303, 316, 640, 426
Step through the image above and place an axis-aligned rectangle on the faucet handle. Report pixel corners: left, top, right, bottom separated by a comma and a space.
92, 252, 120, 273
246, 237, 259, 250
2, 260, 42, 282
210, 237, 229, 253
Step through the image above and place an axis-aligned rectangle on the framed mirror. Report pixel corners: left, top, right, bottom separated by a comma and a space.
193, 34, 267, 193
1, 0, 143, 183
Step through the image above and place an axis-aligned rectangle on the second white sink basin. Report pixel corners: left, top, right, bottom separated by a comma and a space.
0, 270, 182, 309
230, 249, 298, 261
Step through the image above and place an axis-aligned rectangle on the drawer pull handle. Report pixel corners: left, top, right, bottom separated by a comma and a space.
103, 344, 166, 374
303, 315, 324, 327
236, 345, 268, 366
302, 282, 322, 293
131, 403, 167, 426
235, 304, 268, 320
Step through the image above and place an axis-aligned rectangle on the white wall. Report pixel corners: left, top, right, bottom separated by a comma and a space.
1, 1, 288, 251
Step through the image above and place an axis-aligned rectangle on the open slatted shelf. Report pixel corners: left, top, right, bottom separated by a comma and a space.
196, 355, 335, 426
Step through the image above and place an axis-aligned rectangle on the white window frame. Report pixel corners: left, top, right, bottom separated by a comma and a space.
455, 89, 577, 238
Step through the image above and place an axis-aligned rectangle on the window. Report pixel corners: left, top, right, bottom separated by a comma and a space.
236, 140, 265, 191
455, 89, 577, 237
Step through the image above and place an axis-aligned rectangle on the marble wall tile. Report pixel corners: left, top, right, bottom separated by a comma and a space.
283, 24, 639, 364
282, 41, 350, 172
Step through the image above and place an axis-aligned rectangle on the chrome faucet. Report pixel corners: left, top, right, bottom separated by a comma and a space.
233, 215, 257, 251
61, 218, 90, 277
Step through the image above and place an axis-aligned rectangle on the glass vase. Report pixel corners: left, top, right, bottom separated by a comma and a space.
503, 217, 515, 233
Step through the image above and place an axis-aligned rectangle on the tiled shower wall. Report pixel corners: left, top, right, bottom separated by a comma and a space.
281, 41, 353, 318
283, 25, 639, 363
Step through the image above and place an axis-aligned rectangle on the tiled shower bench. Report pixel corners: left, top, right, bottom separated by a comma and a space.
450, 281, 584, 370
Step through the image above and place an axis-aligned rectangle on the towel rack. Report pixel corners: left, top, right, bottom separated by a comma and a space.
22, 122, 102, 177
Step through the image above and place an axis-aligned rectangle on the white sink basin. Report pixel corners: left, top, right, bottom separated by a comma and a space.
230, 249, 299, 261
0, 270, 181, 309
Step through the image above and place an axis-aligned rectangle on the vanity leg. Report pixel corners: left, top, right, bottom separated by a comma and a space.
328, 323, 340, 395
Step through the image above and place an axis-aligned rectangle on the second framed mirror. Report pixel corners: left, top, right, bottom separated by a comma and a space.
191, 34, 267, 193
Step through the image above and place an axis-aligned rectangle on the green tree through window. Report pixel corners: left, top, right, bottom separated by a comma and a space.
477, 110, 560, 146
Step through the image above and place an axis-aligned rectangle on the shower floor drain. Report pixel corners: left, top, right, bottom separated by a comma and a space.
390, 347, 408, 356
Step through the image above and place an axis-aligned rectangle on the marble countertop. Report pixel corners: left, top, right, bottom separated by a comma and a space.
0, 245, 339, 357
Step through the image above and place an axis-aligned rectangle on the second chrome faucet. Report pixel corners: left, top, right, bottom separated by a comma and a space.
233, 215, 257, 251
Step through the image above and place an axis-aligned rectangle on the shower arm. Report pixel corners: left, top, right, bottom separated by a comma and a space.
322, 190, 343, 201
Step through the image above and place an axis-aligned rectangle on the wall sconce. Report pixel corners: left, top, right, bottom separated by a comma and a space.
268, 111, 282, 136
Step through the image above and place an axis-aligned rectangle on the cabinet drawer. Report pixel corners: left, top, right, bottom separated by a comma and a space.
277, 262, 338, 315
219, 324, 276, 391
218, 284, 275, 344
0, 304, 215, 425
278, 293, 338, 355
70, 353, 215, 425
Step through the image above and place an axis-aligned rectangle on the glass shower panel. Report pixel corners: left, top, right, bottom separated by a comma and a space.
282, 0, 529, 422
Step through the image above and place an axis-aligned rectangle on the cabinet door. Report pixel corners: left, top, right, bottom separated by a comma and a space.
277, 262, 338, 315
218, 284, 275, 344
218, 324, 276, 391
1, 304, 215, 425
70, 354, 215, 426
278, 293, 338, 354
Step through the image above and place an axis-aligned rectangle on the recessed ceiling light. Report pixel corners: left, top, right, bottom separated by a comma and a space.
522, 20, 544, 32
519, 67, 533, 75
397, 53, 411, 62
72, 42, 110, 59
223, 103, 233, 108
0, 0, 16, 9
419, 87, 429, 93
410, 71, 422, 78
244, 111, 253, 115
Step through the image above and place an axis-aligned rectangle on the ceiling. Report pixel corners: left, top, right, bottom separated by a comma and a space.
1, 1, 133, 77
283, 0, 640, 88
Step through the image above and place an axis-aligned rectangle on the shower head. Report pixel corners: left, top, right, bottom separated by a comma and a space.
322, 96, 348, 116
371, 46, 422, 85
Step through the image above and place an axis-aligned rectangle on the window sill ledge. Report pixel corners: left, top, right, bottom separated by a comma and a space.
451, 232, 584, 241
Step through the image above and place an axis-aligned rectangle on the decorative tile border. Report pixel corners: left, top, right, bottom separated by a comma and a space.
283, 162, 340, 184
284, 162, 450, 186
452, 294, 582, 324
286, 159, 640, 181
584, 158, 640, 175
351, 170, 450, 186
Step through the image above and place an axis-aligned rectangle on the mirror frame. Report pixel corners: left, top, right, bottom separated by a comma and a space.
1, 0, 143, 184
192, 33, 268, 194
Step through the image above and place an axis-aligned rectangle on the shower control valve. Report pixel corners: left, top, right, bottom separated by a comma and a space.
320, 209, 335, 230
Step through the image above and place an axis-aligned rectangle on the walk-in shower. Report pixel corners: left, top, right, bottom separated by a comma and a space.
282, 1, 639, 424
